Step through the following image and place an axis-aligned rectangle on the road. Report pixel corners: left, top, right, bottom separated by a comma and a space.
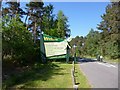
78, 58, 118, 88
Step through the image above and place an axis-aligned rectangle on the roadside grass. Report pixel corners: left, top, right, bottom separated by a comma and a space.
118, 59, 120, 63
74, 64, 91, 88
3, 60, 91, 89
3, 61, 73, 89
103, 57, 119, 63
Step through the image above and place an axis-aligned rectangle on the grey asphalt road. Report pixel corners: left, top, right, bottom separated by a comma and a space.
78, 58, 118, 88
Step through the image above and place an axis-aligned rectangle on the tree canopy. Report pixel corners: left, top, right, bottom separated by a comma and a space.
70, 2, 120, 59
2, 1, 71, 66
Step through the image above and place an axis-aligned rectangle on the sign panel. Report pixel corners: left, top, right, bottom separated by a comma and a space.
44, 40, 68, 57
43, 34, 64, 42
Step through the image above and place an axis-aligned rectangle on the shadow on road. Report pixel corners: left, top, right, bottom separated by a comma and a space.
77, 57, 97, 64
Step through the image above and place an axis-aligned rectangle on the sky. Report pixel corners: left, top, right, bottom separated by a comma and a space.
44, 2, 110, 37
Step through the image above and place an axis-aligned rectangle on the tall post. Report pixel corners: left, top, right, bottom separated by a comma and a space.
74, 52, 76, 63
40, 32, 46, 63
66, 45, 70, 63
82, 42, 84, 58
73, 44, 77, 63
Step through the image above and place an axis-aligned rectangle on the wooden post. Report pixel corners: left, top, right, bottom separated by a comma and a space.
71, 61, 78, 90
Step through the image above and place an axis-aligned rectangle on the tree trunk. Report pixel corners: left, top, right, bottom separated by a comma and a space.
33, 22, 37, 44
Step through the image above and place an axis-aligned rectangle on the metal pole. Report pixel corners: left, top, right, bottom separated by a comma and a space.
74, 46, 76, 63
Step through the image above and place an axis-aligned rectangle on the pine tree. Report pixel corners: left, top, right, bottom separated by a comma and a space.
57, 10, 70, 39
97, 2, 120, 59
26, 1, 44, 44
2, 0, 25, 19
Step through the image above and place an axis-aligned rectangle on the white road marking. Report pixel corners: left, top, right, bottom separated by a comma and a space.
109, 64, 117, 68
97, 62, 111, 67
96, 62, 117, 68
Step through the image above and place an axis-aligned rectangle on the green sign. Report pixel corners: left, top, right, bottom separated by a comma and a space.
44, 40, 68, 57
43, 34, 70, 57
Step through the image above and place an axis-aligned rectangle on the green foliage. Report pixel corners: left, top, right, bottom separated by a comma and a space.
2, 1, 71, 88
26, 1, 44, 44
3, 1, 25, 18
2, 1, 71, 66
41, 4, 55, 33
41, 9, 70, 39
84, 29, 101, 57
69, 36, 85, 57
25, 2, 71, 44
57, 10, 70, 39
97, 2, 120, 59
2, 15, 34, 65
70, 2, 120, 59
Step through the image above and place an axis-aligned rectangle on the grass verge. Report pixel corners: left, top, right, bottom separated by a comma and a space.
103, 57, 119, 63
74, 64, 91, 88
3, 61, 91, 89
3, 61, 73, 89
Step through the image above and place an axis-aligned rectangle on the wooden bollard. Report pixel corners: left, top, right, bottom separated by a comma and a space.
71, 61, 78, 90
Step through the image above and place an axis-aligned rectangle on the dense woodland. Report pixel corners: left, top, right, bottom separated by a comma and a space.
2, 1, 71, 67
70, 2, 120, 59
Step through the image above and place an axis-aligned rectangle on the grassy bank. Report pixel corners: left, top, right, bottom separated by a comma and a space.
3, 61, 72, 89
3, 61, 91, 89
103, 57, 119, 63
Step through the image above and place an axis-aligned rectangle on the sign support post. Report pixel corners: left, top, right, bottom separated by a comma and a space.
40, 32, 46, 63
66, 45, 70, 63
74, 53, 76, 63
